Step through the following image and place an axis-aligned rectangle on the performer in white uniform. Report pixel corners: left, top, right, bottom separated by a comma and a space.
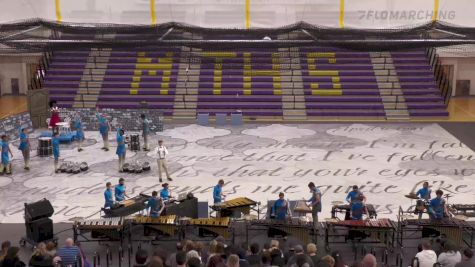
157, 140, 172, 183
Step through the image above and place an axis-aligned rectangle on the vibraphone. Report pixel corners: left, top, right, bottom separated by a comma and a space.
130, 215, 179, 239
325, 218, 396, 251
211, 197, 258, 218
247, 218, 316, 245
187, 217, 232, 239
103, 194, 149, 217
398, 218, 475, 248
451, 204, 475, 217
74, 217, 127, 244
331, 204, 377, 220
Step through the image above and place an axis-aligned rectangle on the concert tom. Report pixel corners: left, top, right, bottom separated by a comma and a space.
37, 137, 53, 157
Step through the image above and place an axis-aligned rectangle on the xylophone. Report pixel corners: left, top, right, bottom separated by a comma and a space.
402, 218, 475, 248
188, 217, 232, 239
74, 217, 127, 243
163, 197, 199, 218
248, 218, 316, 244
211, 197, 257, 218
104, 194, 149, 217
331, 204, 377, 220
450, 204, 475, 217
325, 218, 397, 250
131, 215, 178, 237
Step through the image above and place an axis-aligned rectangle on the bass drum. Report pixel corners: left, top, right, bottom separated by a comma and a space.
122, 163, 130, 173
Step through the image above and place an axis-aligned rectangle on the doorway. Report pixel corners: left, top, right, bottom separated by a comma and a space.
11, 78, 19, 95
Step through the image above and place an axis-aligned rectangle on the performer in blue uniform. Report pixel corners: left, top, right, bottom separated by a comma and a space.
147, 191, 164, 218
416, 182, 431, 200
350, 195, 367, 220
104, 182, 114, 209
429, 190, 447, 220
52, 132, 60, 173
307, 182, 322, 230
213, 179, 225, 204
0, 135, 13, 175
345, 185, 366, 204
18, 125, 30, 170
74, 117, 85, 152
116, 127, 126, 172
140, 114, 151, 151
160, 183, 174, 203
271, 192, 290, 221
114, 178, 128, 202
96, 108, 111, 151
415, 182, 431, 219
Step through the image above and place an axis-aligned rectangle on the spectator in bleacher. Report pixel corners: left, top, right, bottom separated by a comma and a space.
152, 247, 169, 266
306, 243, 319, 267
0, 241, 11, 263
29, 242, 53, 267
45, 241, 57, 258
270, 249, 285, 267
438, 241, 462, 267
149, 257, 164, 267
187, 250, 202, 264
188, 257, 202, 267
184, 240, 196, 253
167, 242, 184, 267
361, 254, 377, 267
176, 251, 187, 267
414, 240, 437, 267
287, 245, 314, 267
270, 240, 279, 252
321, 256, 335, 267
227, 254, 240, 267
1, 246, 25, 267
134, 248, 149, 267
197, 241, 210, 264
331, 252, 347, 267
207, 255, 226, 267
246, 243, 261, 266
284, 246, 295, 265
455, 248, 475, 267
261, 251, 272, 267
56, 238, 81, 267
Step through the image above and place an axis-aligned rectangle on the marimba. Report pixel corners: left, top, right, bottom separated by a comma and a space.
325, 218, 397, 251
131, 215, 178, 237
248, 218, 316, 244
188, 217, 232, 239
400, 218, 475, 248
104, 194, 149, 217
211, 197, 258, 218
73, 217, 127, 244
331, 204, 377, 220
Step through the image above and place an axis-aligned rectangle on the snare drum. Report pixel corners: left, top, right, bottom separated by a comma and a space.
37, 137, 52, 157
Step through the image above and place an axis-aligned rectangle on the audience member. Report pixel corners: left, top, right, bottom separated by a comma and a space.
134, 248, 148, 267
228, 254, 240, 267
188, 257, 202, 267
306, 243, 319, 266
361, 254, 377, 267
56, 238, 81, 267
187, 250, 202, 264
246, 243, 261, 266
1, 247, 25, 267
438, 241, 462, 267
29, 242, 53, 267
185, 240, 196, 253
167, 242, 184, 267
152, 247, 169, 265
197, 241, 210, 264
414, 240, 437, 267
331, 251, 347, 267
208, 254, 226, 267
0, 241, 11, 263
261, 251, 272, 267
270, 240, 279, 252
284, 246, 295, 265
45, 242, 57, 258
149, 257, 164, 267
176, 251, 187, 267
270, 248, 285, 267
321, 256, 335, 267
287, 245, 314, 267
455, 248, 475, 267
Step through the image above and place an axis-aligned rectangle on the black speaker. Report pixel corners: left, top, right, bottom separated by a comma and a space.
25, 199, 54, 221
26, 217, 54, 242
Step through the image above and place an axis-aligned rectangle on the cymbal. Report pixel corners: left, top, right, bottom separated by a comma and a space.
454, 215, 468, 221
405, 194, 419, 200
331, 201, 344, 205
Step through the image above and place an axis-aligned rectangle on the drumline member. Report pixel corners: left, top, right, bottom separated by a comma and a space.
18, 124, 31, 170
114, 178, 128, 202
157, 140, 172, 183
116, 127, 126, 172
213, 179, 226, 204
429, 190, 448, 220
271, 192, 291, 221
160, 183, 174, 203
415, 182, 431, 219
74, 116, 85, 152
104, 182, 114, 209
350, 195, 368, 220
147, 191, 165, 218
345, 185, 366, 220
52, 132, 61, 173
140, 114, 151, 151
49, 101, 61, 134
0, 135, 13, 175
307, 182, 322, 230
96, 108, 111, 151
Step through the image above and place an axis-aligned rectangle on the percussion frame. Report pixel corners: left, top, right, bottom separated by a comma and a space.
245, 219, 317, 246
128, 216, 184, 244
324, 219, 397, 252
210, 199, 260, 219
331, 204, 378, 220
73, 220, 128, 246
397, 206, 475, 249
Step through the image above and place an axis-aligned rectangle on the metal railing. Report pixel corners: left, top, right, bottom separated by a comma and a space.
29, 46, 53, 91
426, 47, 453, 106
